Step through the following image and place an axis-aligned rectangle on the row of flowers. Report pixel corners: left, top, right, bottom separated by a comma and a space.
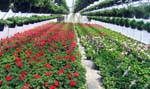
76, 23, 150, 89
0, 23, 86, 89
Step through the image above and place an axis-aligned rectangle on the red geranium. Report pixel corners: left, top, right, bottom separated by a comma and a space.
45, 72, 51, 76
67, 74, 72, 79
17, 62, 23, 68
70, 81, 77, 87
54, 80, 59, 87
15, 57, 21, 63
0, 52, 3, 57
58, 69, 64, 75
21, 71, 28, 76
70, 55, 76, 61
44, 82, 49, 86
65, 65, 70, 69
44, 63, 52, 69
34, 74, 40, 79
19, 75, 25, 80
6, 75, 13, 81
4, 64, 11, 70
74, 72, 79, 77
0, 80, 2, 86
56, 56, 61, 60
49, 85, 56, 89
22, 87, 28, 89
24, 83, 30, 87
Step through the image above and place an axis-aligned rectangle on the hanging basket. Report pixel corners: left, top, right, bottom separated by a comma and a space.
0, 0, 10, 12
0, 24, 4, 31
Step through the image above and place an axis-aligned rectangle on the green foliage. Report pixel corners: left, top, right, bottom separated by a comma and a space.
76, 24, 150, 89
81, 0, 140, 13
0, 0, 69, 14
74, 0, 98, 13
83, 4, 150, 19
88, 16, 150, 32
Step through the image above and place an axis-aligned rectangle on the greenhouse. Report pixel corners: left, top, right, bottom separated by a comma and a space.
0, 0, 150, 89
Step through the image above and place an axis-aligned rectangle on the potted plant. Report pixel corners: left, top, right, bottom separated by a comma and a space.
6, 20, 15, 28
0, 19, 5, 31
130, 20, 137, 29
136, 21, 144, 30
143, 22, 150, 33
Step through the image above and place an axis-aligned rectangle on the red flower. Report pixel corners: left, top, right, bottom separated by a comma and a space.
19, 75, 25, 80
15, 57, 21, 63
44, 63, 52, 69
0, 80, 2, 86
74, 72, 79, 77
17, 62, 23, 68
34, 74, 40, 79
22, 87, 28, 89
49, 85, 56, 89
24, 83, 30, 87
6, 75, 13, 81
67, 74, 72, 79
70, 81, 76, 87
65, 65, 70, 69
58, 69, 64, 75
4, 64, 11, 70
56, 56, 61, 60
70, 55, 76, 61
21, 71, 28, 76
64, 56, 69, 59
45, 72, 51, 76
44, 82, 49, 86
54, 80, 59, 87
0, 52, 3, 57
16, 48, 21, 53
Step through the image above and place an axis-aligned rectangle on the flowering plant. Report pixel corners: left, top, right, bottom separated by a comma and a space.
0, 23, 86, 89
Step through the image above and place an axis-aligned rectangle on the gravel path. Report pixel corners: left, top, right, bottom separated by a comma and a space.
75, 29, 104, 89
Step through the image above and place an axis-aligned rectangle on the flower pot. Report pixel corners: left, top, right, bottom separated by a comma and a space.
0, 0, 10, 12
0, 24, 4, 31
8, 24, 16, 28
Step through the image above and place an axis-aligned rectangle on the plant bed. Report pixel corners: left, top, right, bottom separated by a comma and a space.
0, 23, 86, 89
